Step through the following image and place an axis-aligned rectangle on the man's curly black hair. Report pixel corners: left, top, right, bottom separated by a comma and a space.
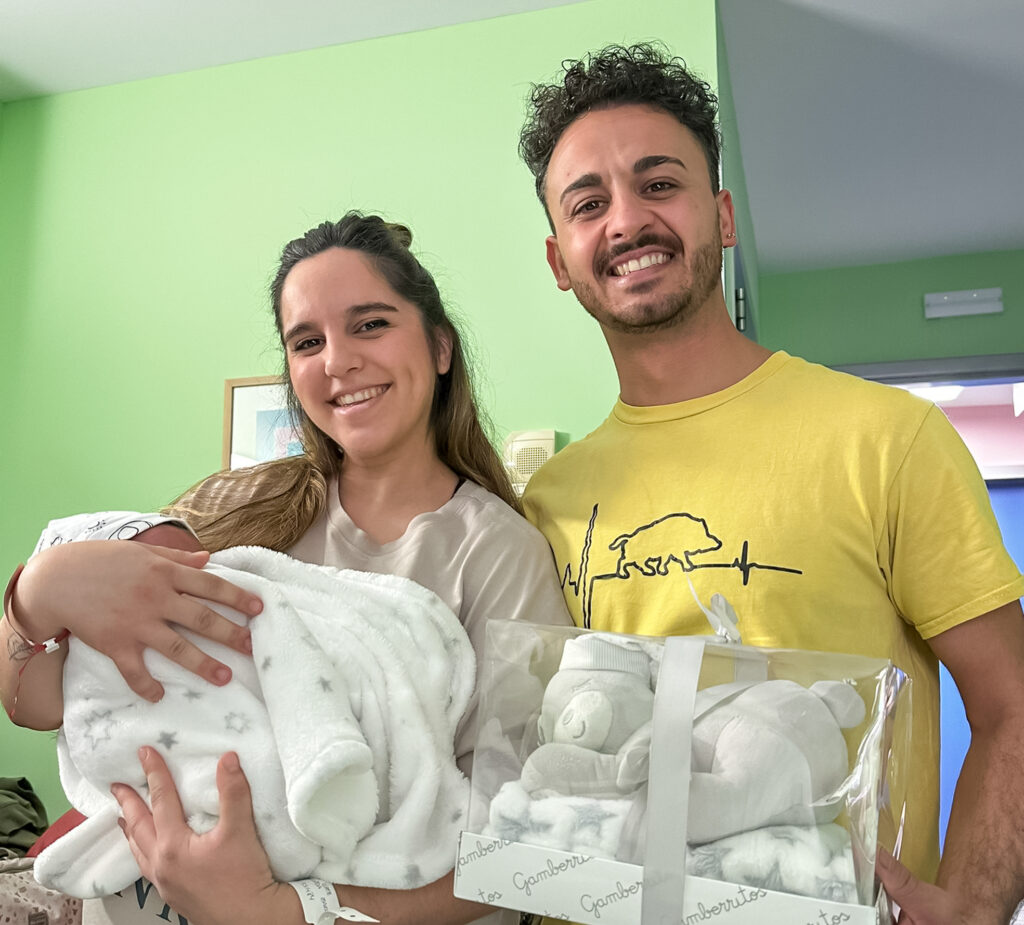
519, 43, 722, 214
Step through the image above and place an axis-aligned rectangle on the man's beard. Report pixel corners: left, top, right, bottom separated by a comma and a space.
571, 240, 723, 336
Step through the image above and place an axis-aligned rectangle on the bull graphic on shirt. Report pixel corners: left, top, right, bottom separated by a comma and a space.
609, 512, 723, 578
559, 505, 802, 627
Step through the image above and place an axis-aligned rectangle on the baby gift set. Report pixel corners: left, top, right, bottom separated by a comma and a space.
454, 601, 910, 925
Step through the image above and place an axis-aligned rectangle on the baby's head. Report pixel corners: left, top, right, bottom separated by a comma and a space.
132, 523, 203, 553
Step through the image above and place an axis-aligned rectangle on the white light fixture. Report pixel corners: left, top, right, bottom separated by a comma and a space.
905, 385, 964, 403
923, 288, 1003, 319
1013, 382, 1024, 418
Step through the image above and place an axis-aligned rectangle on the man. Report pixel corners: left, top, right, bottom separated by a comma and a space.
519, 43, 1024, 924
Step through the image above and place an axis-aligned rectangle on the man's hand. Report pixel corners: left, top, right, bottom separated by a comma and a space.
15, 540, 261, 699
876, 847, 970, 924
112, 747, 297, 925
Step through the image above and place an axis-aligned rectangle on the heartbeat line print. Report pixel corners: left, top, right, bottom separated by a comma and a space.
559, 504, 803, 627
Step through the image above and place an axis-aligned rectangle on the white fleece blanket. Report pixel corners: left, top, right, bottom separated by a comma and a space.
34, 545, 475, 899
485, 779, 642, 861
486, 785, 858, 903
686, 822, 858, 903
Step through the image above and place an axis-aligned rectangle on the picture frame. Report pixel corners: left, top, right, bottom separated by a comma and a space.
222, 375, 303, 469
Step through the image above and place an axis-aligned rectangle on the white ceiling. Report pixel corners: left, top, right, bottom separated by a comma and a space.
718, 0, 1024, 272
2, 0, 1021, 276
0, 0, 584, 101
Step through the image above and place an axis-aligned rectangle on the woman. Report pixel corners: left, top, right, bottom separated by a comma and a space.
1, 213, 570, 925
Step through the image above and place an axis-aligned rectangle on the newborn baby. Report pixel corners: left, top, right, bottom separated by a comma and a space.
34, 513, 475, 899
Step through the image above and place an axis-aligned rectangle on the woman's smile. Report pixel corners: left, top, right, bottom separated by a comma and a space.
331, 384, 390, 410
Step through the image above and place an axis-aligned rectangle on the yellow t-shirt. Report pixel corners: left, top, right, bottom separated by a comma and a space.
524, 351, 1024, 882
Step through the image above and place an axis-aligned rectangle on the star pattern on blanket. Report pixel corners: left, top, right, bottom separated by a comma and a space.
184, 689, 203, 701
442, 633, 461, 655
493, 813, 553, 843
820, 878, 854, 902
318, 677, 333, 692
687, 845, 724, 878
83, 709, 115, 749
262, 656, 272, 670
158, 731, 178, 750
225, 711, 252, 734
763, 861, 786, 894
571, 804, 617, 835
769, 829, 801, 847
687, 825, 859, 903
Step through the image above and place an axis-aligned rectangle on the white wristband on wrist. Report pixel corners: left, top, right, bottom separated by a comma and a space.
288, 878, 379, 924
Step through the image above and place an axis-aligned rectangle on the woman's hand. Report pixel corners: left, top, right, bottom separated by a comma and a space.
14, 540, 262, 700
112, 747, 297, 925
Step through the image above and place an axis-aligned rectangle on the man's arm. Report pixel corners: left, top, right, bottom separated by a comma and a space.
882, 600, 1024, 923
932, 599, 1024, 921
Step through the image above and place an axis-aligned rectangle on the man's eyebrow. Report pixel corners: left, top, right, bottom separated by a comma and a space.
558, 172, 603, 205
557, 157, 687, 205
634, 155, 685, 173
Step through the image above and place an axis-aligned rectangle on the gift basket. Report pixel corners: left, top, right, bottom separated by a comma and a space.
454, 599, 911, 925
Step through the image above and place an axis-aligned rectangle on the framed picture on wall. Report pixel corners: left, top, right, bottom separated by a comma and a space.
222, 376, 303, 469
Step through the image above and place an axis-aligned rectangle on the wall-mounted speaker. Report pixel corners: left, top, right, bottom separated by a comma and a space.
503, 429, 558, 495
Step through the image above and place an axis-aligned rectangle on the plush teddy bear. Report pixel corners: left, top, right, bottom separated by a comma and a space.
519, 633, 867, 846
686, 677, 865, 844
519, 634, 654, 799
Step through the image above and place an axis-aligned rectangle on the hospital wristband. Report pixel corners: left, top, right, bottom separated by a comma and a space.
3, 563, 70, 653
287, 878, 379, 924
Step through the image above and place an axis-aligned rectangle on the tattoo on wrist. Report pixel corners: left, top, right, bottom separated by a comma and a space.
6, 633, 32, 662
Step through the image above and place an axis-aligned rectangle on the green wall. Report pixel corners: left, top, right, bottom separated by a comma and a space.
0, 0, 719, 819
758, 248, 1024, 367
